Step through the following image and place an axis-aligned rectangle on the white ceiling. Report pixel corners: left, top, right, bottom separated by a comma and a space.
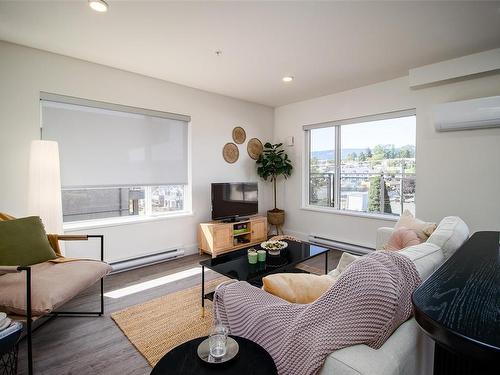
0, 1, 499, 107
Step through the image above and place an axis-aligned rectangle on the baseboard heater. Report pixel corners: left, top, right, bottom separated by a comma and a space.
308, 235, 373, 255
110, 248, 185, 274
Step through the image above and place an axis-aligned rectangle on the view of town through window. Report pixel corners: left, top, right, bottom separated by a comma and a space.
309, 114, 416, 216
62, 185, 185, 222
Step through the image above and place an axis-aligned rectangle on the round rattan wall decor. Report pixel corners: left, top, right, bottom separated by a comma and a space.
232, 126, 246, 144
222, 142, 239, 163
247, 138, 263, 160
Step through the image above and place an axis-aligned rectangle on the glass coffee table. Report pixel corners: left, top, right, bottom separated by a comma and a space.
199, 240, 331, 306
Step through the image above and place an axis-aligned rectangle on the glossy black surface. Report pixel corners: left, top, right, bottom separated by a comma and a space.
200, 240, 329, 282
150, 335, 277, 375
412, 231, 500, 361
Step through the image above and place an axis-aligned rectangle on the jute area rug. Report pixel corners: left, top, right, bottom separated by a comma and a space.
111, 276, 229, 367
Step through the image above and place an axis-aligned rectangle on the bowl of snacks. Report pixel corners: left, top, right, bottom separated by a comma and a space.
260, 240, 288, 255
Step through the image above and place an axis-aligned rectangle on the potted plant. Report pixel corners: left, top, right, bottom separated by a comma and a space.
256, 142, 293, 229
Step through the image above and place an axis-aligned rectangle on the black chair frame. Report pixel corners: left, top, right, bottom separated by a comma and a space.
16, 234, 105, 375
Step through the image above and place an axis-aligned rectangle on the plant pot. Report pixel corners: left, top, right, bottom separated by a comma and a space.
267, 209, 285, 226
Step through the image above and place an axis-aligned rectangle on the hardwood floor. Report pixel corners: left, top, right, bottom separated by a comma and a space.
17, 250, 342, 375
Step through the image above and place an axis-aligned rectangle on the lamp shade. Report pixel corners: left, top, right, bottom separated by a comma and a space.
28, 140, 64, 243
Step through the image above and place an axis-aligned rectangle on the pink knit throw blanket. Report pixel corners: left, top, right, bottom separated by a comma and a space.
214, 251, 421, 375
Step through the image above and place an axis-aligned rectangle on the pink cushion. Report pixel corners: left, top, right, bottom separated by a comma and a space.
385, 227, 422, 251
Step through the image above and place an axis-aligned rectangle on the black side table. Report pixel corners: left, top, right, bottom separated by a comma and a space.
0, 322, 23, 375
151, 335, 277, 375
412, 232, 499, 375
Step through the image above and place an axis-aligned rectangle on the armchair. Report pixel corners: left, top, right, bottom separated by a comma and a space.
0, 234, 112, 375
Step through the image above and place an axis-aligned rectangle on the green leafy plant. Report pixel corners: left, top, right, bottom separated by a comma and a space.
368, 175, 392, 214
256, 143, 293, 210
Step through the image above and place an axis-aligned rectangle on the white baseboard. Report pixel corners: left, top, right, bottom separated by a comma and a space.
110, 242, 199, 273
110, 248, 184, 273
283, 227, 374, 255
183, 242, 199, 256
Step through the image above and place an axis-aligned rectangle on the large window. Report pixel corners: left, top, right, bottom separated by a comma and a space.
305, 110, 416, 217
40, 93, 190, 224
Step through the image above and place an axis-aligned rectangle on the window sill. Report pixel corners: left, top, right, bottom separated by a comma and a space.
300, 205, 398, 222
63, 211, 194, 232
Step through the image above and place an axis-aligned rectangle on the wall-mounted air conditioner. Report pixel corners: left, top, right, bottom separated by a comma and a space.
433, 95, 500, 132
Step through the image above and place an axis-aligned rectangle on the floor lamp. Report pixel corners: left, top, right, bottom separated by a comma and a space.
28, 140, 64, 253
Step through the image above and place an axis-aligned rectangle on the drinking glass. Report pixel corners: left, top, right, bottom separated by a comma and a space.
248, 249, 258, 264
209, 324, 229, 358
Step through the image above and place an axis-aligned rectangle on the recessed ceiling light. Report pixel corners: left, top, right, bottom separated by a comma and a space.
88, 0, 108, 13
282, 76, 294, 83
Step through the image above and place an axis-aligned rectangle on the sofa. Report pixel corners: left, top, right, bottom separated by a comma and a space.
317, 216, 469, 375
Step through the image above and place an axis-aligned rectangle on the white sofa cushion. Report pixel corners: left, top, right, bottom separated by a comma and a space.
328, 252, 359, 279
399, 242, 443, 280
341, 235, 443, 281
319, 318, 434, 375
426, 216, 469, 260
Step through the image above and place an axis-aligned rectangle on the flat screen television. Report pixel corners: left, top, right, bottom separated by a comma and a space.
211, 182, 258, 221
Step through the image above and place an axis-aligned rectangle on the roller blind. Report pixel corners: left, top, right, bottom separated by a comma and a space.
41, 94, 189, 188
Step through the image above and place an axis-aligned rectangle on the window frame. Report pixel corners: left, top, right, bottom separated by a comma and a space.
39, 92, 193, 230
302, 109, 416, 220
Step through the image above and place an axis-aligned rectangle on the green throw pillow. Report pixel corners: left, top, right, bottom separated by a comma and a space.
0, 216, 57, 266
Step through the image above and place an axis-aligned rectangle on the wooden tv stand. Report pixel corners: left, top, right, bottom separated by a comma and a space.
198, 216, 267, 258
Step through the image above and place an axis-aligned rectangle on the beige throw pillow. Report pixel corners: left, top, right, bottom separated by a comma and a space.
262, 252, 360, 304
395, 209, 437, 240
262, 273, 335, 304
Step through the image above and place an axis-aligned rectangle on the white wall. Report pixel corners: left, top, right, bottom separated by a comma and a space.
275, 73, 500, 248
2, 40, 499, 257
0, 41, 274, 262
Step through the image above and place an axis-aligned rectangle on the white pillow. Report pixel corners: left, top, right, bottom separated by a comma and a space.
328, 252, 360, 280
427, 216, 469, 260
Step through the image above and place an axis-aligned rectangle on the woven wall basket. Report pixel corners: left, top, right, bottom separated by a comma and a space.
247, 138, 263, 160
232, 126, 246, 144
223, 142, 239, 163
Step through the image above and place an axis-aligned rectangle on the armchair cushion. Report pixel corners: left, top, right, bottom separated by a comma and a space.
0, 260, 112, 316
0, 216, 57, 266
